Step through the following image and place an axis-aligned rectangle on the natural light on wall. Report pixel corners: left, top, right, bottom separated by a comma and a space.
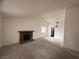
41, 26, 46, 33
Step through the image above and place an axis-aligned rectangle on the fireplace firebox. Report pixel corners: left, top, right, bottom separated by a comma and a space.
18, 31, 34, 44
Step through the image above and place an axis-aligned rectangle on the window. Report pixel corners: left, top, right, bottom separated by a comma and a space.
41, 26, 46, 33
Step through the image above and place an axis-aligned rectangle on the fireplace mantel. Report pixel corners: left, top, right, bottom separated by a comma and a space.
18, 30, 34, 33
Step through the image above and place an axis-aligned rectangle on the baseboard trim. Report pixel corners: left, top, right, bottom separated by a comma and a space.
64, 47, 79, 56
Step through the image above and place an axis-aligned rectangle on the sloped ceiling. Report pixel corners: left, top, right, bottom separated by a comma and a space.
43, 9, 65, 24
1, 0, 79, 16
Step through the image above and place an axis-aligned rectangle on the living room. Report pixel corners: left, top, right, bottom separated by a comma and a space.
0, 0, 79, 59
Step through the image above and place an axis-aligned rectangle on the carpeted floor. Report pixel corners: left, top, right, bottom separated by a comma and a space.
0, 38, 79, 59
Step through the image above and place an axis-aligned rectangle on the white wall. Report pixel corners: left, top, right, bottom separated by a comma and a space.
0, 16, 1, 47
43, 10, 65, 46
64, 4, 79, 52
0, 0, 2, 48
2, 16, 49, 46
44, 10, 65, 39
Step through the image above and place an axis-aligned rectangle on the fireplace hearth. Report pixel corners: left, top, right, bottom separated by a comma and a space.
18, 31, 34, 44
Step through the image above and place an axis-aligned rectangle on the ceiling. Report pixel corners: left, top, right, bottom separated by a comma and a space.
1, 0, 79, 17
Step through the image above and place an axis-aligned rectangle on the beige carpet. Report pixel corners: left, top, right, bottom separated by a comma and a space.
0, 38, 79, 59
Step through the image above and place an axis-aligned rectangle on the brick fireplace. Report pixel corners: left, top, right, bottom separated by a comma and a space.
18, 31, 34, 44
